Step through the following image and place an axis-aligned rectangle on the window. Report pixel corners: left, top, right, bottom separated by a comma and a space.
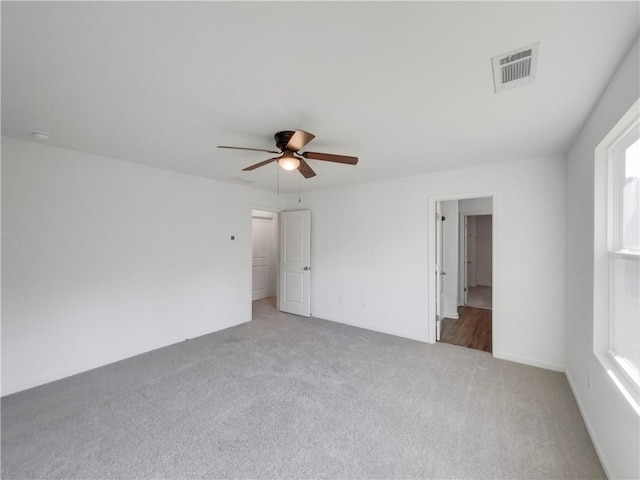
609, 128, 639, 383
595, 98, 640, 407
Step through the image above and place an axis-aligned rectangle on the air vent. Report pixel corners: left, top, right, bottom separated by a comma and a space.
492, 42, 539, 93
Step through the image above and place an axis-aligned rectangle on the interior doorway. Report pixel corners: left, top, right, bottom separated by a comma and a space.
434, 197, 493, 353
251, 210, 278, 304
461, 214, 493, 310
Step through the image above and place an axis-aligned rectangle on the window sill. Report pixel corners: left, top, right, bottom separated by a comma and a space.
596, 350, 640, 416
611, 250, 640, 261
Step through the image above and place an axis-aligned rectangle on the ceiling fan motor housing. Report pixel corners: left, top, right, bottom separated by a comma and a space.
274, 131, 296, 151
218, 129, 357, 179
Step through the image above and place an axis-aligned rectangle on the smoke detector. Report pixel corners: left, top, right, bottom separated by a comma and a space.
492, 42, 540, 93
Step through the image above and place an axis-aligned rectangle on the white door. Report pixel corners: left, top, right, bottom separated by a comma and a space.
436, 205, 445, 341
252, 215, 275, 300
279, 210, 311, 317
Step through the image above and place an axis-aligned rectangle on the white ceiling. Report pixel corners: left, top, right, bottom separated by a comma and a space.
2, 1, 639, 193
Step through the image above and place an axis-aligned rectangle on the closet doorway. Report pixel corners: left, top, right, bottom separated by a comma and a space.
251, 210, 278, 302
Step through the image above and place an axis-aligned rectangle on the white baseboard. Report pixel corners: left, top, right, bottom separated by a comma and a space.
493, 350, 565, 372
1, 317, 252, 397
312, 313, 430, 344
442, 311, 459, 320
565, 371, 613, 480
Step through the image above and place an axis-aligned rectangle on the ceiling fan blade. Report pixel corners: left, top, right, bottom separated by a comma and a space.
297, 158, 317, 178
218, 145, 280, 154
242, 157, 278, 171
301, 151, 358, 165
286, 130, 315, 152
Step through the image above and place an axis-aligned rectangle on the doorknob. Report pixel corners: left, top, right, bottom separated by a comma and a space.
440, 271, 446, 275
303, 266, 310, 271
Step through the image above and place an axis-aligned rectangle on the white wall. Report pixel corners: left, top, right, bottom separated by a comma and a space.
283, 155, 566, 370
459, 197, 493, 215
565, 37, 640, 479
440, 200, 458, 318
475, 215, 492, 287
1, 137, 279, 395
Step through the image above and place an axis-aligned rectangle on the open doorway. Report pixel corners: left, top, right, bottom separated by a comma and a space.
461, 214, 493, 309
251, 208, 312, 319
251, 210, 278, 317
435, 197, 493, 353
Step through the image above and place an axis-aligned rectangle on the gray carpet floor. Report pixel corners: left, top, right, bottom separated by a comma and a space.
2, 298, 604, 479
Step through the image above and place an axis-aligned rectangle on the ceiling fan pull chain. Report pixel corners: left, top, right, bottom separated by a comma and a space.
298, 174, 301, 203
277, 164, 280, 196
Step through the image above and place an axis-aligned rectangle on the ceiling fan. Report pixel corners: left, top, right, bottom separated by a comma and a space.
218, 130, 358, 178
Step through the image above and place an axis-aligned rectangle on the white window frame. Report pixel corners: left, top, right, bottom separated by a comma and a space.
594, 98, 640, 412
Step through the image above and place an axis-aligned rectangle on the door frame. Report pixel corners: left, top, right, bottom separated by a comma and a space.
435, 203, 444, 341
427, 191, 497, 346
460, 214, 468, 305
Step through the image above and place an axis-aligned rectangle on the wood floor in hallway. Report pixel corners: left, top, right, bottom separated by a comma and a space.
440, 306, 492, 353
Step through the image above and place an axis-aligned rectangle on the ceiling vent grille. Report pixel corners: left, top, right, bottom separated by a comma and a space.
492, 42, 539, 93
